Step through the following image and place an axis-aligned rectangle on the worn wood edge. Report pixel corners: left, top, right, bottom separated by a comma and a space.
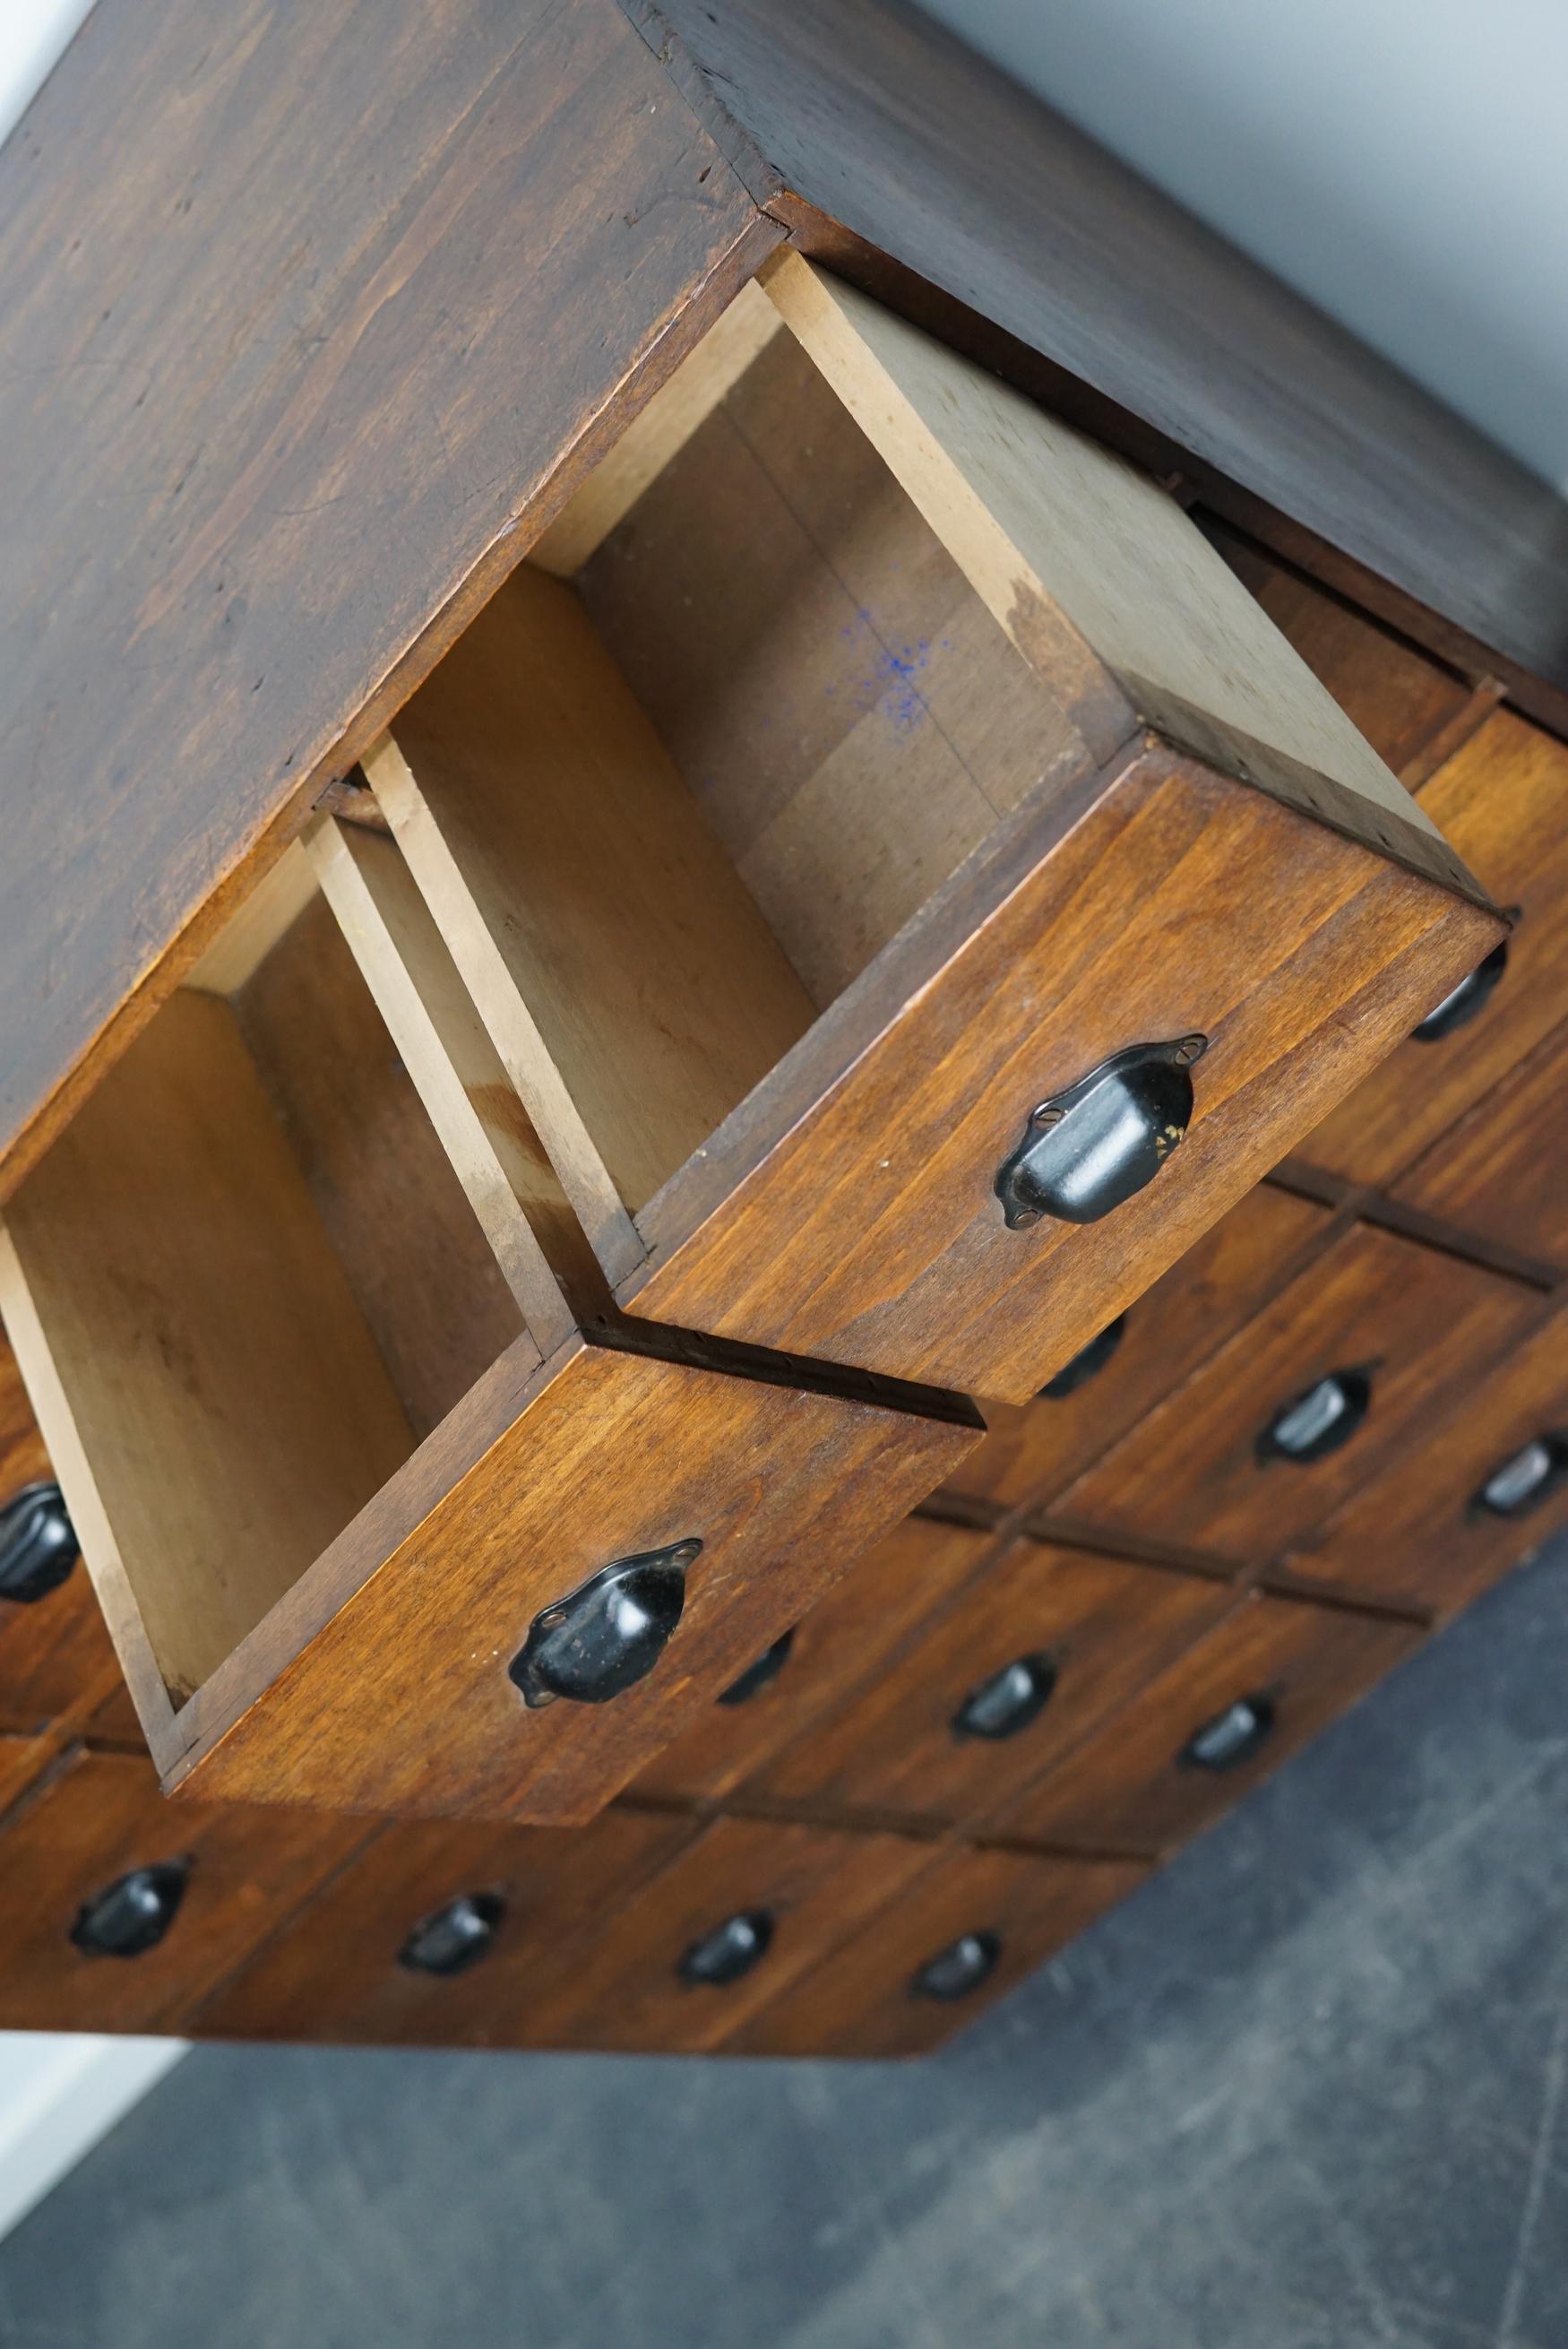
304, 814, 586, 1356
0, 210, 786, 1209
529, 280, 782, 574
0, 1226, 181, 1775
365, 729, 647, 1288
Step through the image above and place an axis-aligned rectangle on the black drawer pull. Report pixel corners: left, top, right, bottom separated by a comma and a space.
1180, 1693, 1276, 1772
69, 1861, 189, 1958
911, 1929, 1002, 2001
718, 1629, 796, 1708
398, 1892, 505, 1977
995, 1036, 1207, 1230
677, 1908, 774, 1987
510, 1540, 701, 1708
0, 1481, 81, 1604
1473, 1432, 1568, 1519
1257, 1367, 1372, 1464
952, 1653, 1057, 1741
1038, 1314, 1127, 1398
1411, 937, 1510, 1042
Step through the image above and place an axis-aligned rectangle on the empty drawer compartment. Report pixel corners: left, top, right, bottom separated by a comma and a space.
0, 848, 978, 1827
366, 258, 1498, 1403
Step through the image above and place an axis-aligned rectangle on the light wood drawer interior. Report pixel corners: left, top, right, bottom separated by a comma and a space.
362, 259, 1498, 1403
0, 849, 978, 1827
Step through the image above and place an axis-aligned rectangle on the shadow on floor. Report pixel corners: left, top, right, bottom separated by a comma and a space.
3, 1534, 1566, 2349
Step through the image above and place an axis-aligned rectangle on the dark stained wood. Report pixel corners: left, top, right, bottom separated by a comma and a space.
631, 1516, 997, 1804
504, 1815, 937, 2052
626, 745, 1501, 1398
0, 1331, 49, 1502
637, 0, 1568, 733
0, 1748, 372, 2034
1289, 713, 1568, 1188
194, 1808, 698, 2047
1279, 1304, 1568, 1616
0, 0, 781, 1196
0, 1733, 50, 1821
732, 1843, 1148, 2059
756, 1541, 1241, 1826
1059, 1227, 1540, 1567
0, 1570, 123, 1740
946, 1188, 1333, 1510
995, 1592, 1421, 1855
162, 1330, 979, 1823
1391, 1022, 1568, 1269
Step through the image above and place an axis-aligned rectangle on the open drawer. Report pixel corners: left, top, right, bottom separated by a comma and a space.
364, 255, 1500, 1403
0, 847, 978, 1825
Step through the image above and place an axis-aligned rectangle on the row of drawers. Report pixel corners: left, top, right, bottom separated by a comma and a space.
0, 1742, 1142, 2059
942, 1196, 1568, 1605
1218, 530, 1568, 1270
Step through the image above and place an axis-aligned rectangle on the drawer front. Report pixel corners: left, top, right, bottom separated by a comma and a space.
632, 1516, 995, 1804
733, 1845, 1148, 2059
1295, 713, 1568, 1189
1058, 1225, 1538, 1567
1281, 1305, 1568, 1614
0, 1732, 49, 1818
945, 1187, 1331, 1509
0, 1749, 372, 2034
1391, 1021, 1568, 1268
754, 1541, 1238, 1827
625, 747, 1497, 1402
0, 1343, 121, 1732
501, 1818, 937, 2054
194, 1807, 696, 2048
996, 1593, 1420, 1854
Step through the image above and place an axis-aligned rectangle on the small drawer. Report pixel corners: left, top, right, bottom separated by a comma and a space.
944, 1187, 1332, 1510
0, 1732, 50, 1819
754, 1539, 1238, 1826
995, 1592, 1420, 1854
366, 261, 1495, 1403
733, 1844, 1148, 2059
0, 855, 977, 1827
632, 1516, 995, 1804
194, 1807, 696, 2049
1292, 712, 1568, 1189
1391, 1020, 1568, 1268
0, 1749, 369, 2035
1057, 1225, 1538, 1567
499, 1817, 938, 2055
1281, 1304, 1568, 1614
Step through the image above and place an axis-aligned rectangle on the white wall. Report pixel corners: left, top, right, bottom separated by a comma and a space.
921, 0, 1568, 490
0, 0, 95, 145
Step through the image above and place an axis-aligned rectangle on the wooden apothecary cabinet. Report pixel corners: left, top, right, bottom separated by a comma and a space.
0, 262, 1498, 1830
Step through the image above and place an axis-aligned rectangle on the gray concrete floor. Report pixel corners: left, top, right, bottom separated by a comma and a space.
2, 1534, 1565, 2349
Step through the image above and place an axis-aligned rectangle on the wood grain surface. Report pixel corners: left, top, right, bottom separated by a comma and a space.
1059, 1227, 1540, 1567
995, 1591, 1421, 1854
756, 1541, 1241, 1827
626, 745, 1501, 1398
946, 1187, 1333, 1509
1279, 1303, 1568, 1615
0, 1749, 372, 2034
0, 0, 780, 1195
163, 1331, 978, 1823
732, 1842, 1148, 2059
